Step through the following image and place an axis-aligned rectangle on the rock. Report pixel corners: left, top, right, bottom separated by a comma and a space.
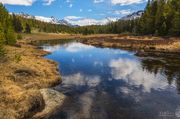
33, 88, 66, 119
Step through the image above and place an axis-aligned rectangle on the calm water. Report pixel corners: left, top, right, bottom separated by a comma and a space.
41, 41, 180, 119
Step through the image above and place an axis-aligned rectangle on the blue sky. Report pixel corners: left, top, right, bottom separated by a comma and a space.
1, 0, 148, 25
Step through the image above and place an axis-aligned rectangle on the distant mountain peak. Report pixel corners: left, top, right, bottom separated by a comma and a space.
121, 10, 144, 20
13, 12, 72, 26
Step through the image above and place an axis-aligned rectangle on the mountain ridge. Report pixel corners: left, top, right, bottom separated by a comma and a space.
11, 10, 144, 26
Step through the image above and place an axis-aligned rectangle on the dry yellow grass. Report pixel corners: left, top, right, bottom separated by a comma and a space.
0, 38, 61, 118
80, 34, 180, 52
21, 33, 80, 42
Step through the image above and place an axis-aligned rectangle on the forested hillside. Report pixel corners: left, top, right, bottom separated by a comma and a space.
78, 0, 180, 36
11, 14, 74, 33
0, 4, 16, 57
1, 0, 180, 36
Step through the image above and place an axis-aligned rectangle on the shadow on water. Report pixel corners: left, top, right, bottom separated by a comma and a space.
39, 40, 180, 119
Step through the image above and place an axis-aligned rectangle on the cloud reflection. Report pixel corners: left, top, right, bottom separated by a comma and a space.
109, 58, 173, 92
42, 45, 61, 52
61, 73, 101, 88
65, 42, 94, 53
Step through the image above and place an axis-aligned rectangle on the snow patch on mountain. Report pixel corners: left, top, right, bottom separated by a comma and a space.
13, 12, 71, 26
12, 10, 144, 27
121, 10, 144, 20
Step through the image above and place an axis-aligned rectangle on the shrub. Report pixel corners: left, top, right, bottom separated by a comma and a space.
17, 34, 22, 40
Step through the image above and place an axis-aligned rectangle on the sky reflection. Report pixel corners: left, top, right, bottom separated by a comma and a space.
109, 58, 174, 92
43, 41, 180, 119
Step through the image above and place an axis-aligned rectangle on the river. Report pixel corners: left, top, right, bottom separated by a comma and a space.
41, 40, 180, 119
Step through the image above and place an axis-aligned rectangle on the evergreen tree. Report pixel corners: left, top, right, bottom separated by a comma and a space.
0, 23, 5, 57
5, 26, 16, 45
171, 12, 180, 36
25, 23, 31, 33
0, 3, 16, 45
12, 14, 23, 33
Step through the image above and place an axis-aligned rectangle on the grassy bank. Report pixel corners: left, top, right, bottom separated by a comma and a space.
80, 35, 180, 56
0, 33, 68, 119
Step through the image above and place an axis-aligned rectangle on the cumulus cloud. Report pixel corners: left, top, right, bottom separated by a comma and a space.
111, 0, 144, 5
69, 3, 73, 8
114, 9, 133, 15
94, 0, 104, 3
64, 16, 83, 20
43, 0, 55, 5
64, 16, 117, 26
0, 0, 36, 6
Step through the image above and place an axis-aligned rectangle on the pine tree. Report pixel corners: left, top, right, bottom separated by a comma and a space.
0, 3, 16, 45
5, 26, 16, 45
25, 23, 31, 33
12, 14, 23, 33
171, 12, 180, 36
0, 23, 5, 57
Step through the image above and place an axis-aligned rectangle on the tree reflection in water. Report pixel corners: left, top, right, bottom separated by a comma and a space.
140, 57, 180, 93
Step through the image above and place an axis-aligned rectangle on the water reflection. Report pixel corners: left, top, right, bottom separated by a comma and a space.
65, 42, 94, 53
109, 58, 172, 92
57, 73, 101, 94
42, 41, 180, 119
140, 57, 180, 93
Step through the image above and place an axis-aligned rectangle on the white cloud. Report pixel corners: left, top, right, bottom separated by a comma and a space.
114, 9, 133, 15
94, 0, 104, 3
69, 3, 73, 8
35, 16, 53, 22
66, 0, 70, 3
0, 0, 36, 6
64, 16, 117, 26
88, 9, 92, 12
111, 0, 144, 5
80, 9, 83, 12
43, 0, 55, 5
64, 16, 83, 20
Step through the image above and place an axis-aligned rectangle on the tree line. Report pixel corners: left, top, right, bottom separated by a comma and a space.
75, 0, 180, 36
0, 3, 16, 58
1, 0, 179, 37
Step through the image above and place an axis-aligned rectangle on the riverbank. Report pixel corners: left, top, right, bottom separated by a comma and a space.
80, 35, 180, 57
26, 33, 180, 56
0, 33, 71, 119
